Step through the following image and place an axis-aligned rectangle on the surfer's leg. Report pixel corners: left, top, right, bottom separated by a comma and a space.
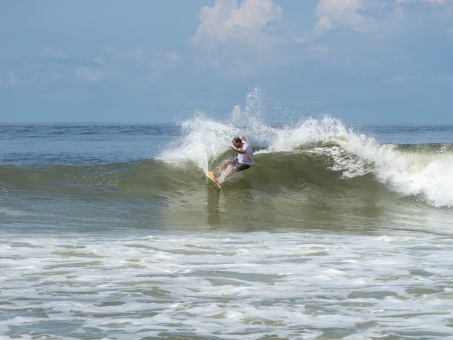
221, 158, 234, 171
221, 159, 251, 181
215, 158, 234, 178
221, 162, 250, 181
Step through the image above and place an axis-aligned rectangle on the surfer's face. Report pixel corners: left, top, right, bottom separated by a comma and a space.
232, 141, 242, 149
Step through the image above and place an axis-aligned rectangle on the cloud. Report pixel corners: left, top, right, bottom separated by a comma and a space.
190, 0, 284, 79
314, 0, 365, 34
396, 0, 444, 5
68, 47, 184, 85
309, 0, 453, 39
312, 0, 451, 36
394, 0, 453, 16
124, 48, 184, 82
192, 0, 282, 49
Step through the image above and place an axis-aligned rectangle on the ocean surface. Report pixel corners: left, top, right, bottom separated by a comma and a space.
1, 114, 453, 339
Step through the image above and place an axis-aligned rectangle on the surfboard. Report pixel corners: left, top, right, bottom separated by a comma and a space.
206, 171, 222, 189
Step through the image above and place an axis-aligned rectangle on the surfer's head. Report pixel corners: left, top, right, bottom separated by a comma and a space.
232, 137, 243, 149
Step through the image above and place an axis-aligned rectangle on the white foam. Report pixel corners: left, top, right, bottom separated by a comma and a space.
158, 114, 238, 171
333, 130, 453, 207
1, 230, 453, 338
0, 207, 30, 217
158, 103, 350, 170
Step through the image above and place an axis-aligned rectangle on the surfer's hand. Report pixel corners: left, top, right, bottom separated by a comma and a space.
242, 136, 246, 141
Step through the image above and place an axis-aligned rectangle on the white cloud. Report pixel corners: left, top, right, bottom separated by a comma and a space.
314, 0, 365, 34
192, 0, 282, 49
396, 0, 444, 4
190, 0, 284, 79
394, 0, 452, 17
311, 0, 452, 36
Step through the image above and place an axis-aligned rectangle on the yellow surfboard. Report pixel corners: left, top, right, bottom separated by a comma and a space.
206, 171, 222, 189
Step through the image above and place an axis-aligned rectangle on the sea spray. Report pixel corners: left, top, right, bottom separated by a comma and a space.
158, 114, 239, 171
266, 116, 351, 151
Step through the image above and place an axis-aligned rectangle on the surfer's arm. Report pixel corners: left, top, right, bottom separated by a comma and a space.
229, 146, 246, 154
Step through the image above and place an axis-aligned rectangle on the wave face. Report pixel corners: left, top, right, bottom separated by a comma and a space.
1, 116, 453, 232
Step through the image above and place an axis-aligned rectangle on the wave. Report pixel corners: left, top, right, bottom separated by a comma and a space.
2, 142, 453, 233
2, 142, 451, 221
158, 115, 453, 208
1, 117, 452, 210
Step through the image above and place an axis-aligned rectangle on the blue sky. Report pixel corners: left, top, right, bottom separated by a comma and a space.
1, 0, 452, 124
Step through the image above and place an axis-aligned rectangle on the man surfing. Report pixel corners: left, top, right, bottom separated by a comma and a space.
212, 136, 253, 183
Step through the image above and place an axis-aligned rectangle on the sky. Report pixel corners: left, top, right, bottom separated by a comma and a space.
1, 0, 452, 124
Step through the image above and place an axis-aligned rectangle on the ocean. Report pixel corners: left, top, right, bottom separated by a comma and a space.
1, 114, 453, 339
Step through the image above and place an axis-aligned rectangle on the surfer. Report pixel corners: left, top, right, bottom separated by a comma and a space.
213, 136, 253, 182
